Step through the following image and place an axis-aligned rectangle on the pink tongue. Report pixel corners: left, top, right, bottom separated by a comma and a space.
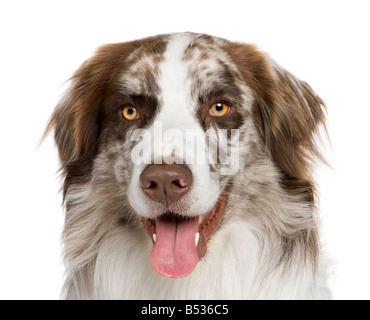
150, 215, 199, 278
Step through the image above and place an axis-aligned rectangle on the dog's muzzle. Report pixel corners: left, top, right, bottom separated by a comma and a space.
141, 164, 230, 279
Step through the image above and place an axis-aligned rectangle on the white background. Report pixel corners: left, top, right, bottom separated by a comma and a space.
0, 0, 369, 299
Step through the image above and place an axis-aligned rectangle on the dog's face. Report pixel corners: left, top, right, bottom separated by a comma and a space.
48, 33, 325, 279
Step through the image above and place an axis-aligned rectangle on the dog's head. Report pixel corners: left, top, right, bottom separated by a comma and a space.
47, 33, 325, 278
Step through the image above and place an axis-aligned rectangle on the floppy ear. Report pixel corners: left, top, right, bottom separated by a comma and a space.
227, 43, 326, 201
45, 42, 137, 196
260, 59, 326, 180
257, 57, 327, 202
45, 48, 114, 196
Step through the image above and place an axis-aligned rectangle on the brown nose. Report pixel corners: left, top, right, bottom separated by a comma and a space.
140, 164, 193, 206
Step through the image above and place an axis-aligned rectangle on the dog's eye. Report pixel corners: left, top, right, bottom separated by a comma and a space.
209, 102, 230, 117
122, 105, 140, 120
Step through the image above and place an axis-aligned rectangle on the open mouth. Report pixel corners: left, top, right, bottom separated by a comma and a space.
142, 185, 231, 278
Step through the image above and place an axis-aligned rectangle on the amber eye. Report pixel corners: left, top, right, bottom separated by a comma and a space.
209, 102, 230, 117
122, 105, 139, 120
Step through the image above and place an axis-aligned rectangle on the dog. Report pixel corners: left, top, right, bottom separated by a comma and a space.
46, 32, 330, 299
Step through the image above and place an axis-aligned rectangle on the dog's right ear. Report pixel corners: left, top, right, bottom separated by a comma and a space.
44, 43, 133, 195
45, 56, 107, 187
45, 59, 101, 167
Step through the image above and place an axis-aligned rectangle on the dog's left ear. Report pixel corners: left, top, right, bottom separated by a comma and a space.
227, 43, 326, 196
259, 58, 327, 183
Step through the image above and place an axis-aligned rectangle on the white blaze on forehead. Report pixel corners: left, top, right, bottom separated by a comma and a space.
155, 33, 195, 131
148, 34, 204, 164
150, 34, 205, 164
